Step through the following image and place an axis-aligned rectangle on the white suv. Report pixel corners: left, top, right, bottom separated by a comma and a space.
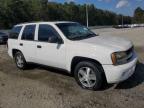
8, 21, 138, 90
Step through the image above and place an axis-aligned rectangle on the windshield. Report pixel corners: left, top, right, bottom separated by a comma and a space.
56, 23, 97, 40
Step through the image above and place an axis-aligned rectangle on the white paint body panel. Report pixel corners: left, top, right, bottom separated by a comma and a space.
35, 42, 66, 69
8, 21, 138, 84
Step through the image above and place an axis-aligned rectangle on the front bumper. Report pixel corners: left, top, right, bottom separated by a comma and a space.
103, 52, 138, 84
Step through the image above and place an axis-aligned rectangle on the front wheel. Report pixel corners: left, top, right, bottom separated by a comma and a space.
14, 51, 27, 70
74, 61, 103, 90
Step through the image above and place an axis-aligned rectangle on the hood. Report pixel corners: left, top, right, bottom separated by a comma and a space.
79, 35, 133, 51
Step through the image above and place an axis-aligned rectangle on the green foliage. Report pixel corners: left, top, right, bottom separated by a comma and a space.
0, 0, 133, 29
133, 7, 144, 24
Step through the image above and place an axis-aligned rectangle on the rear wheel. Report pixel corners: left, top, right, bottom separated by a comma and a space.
14, 51, 27, 70
74, 61, 103, 90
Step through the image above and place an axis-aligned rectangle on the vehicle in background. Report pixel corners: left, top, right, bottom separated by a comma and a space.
8, 21, 138, 90
0, 32, 8, 44
130, 24, 144, 28
113, 25, 130, 29
114, 24, 144, 29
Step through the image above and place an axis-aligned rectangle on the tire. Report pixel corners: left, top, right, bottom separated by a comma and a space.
14, 51, 27, 70
74, 61, 103, 90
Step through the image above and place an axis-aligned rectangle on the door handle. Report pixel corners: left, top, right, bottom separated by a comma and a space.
20, 43, 23, 46
37, 45, 42, 48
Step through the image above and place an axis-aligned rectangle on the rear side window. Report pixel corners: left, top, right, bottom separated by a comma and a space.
21, 25, 36, 41
9, 26, 22, 39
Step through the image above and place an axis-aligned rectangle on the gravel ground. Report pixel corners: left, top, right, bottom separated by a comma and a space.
0, 28, 144, 108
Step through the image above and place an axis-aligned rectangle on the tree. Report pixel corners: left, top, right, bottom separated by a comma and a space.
0, 1, 132, 28
133, 7, 144, 23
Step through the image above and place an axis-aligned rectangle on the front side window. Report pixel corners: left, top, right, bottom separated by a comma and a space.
56, 23, 97, 40
22, 25, 36, 41
9, 26, 22, 39
38, 24, 60, 43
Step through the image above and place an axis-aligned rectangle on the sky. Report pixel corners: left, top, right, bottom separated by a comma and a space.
49, 0, 144, 16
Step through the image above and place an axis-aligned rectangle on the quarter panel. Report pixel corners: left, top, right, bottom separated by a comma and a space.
65, 41, 113, 72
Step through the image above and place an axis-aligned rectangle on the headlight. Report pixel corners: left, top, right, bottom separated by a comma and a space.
111, 51, 128, 65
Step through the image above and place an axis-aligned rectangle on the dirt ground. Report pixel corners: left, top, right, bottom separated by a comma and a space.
0, 28, 144, 108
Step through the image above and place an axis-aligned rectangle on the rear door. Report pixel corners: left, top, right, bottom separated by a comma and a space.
19, 24, 36, 62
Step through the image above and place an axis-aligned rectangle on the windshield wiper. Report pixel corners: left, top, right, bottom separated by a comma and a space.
70, 36, 85, 40
80, 33, 97, 40
86, 33, 96, 37
70, 33, 97, 40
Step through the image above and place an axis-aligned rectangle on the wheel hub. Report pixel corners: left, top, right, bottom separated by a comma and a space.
16, 54, 24, 68
78, 67, 96, 88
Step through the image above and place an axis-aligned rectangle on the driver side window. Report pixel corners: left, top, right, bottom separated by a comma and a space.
38, 24, 60, 43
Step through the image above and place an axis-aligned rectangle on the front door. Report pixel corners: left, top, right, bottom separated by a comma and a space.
35, 24, 66, 69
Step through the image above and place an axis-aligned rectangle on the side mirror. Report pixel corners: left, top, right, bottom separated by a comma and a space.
57, 38, 64, 44
49, 36, 64, 44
